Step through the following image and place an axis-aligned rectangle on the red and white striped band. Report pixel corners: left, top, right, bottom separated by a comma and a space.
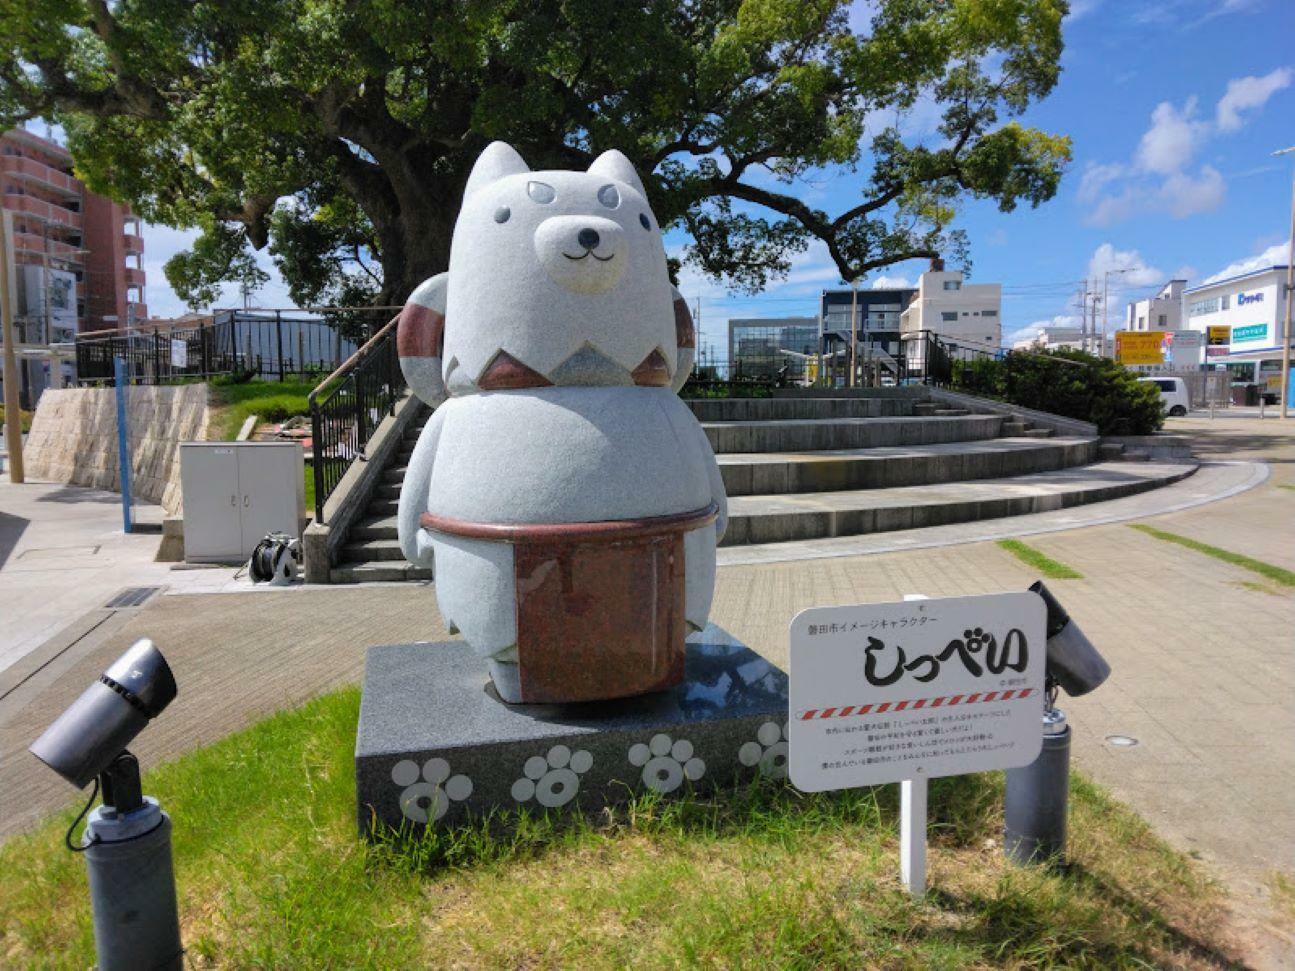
796, 687, 1035, 721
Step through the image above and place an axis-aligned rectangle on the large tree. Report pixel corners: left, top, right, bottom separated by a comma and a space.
1, 0, 1071, 311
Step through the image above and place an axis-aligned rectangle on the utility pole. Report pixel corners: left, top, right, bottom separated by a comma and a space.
1103, 269, 1130, 360
2, 211, 25, 483
849, 280, 859, 388
1089, 282, 1100, 356
1275, 145, 1295, 419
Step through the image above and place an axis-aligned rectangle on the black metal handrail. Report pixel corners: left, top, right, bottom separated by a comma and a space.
308, 315, 405, 523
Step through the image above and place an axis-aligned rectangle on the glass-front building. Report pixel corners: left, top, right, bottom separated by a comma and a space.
727, 317, 819, 381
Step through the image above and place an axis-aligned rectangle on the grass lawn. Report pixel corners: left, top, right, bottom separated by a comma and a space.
1129, 524, 1295, 588
206, 378, 318, 442
0, 689, 1240, 968
995, 540, 1084, 579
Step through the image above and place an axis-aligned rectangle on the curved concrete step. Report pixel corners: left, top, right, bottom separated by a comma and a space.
718, 437, 1099, 496
703, 414, 1004, 454
720, 461, 1198, 546
686, 397, 916, 422
330, 562, 433, 583
340, 537, 407, 561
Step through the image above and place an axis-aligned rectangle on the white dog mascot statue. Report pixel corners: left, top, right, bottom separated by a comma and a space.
396, 142, 727, 705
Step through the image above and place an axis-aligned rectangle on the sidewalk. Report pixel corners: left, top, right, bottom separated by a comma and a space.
1, 417, 1291, 963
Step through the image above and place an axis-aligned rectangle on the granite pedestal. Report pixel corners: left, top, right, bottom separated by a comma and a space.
355, 625, 789, 835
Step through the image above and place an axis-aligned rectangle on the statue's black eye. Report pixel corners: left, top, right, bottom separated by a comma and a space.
639, 213, 651, 230
494, 206, 511, 224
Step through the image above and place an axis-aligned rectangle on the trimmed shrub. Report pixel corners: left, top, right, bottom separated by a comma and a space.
952, 348, 1164, 435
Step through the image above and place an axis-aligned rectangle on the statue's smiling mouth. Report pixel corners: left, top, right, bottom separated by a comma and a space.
562, 251, 615, 263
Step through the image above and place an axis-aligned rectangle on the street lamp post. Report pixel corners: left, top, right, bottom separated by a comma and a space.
1274, 145, 1295, 420
1102, 268, 1130, 359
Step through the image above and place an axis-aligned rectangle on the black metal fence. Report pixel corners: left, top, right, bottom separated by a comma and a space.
73, 309, 393, 386
309, 316, 405, 522
694, 331, 1011, 392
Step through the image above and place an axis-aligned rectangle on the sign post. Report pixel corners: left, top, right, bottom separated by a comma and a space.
114, 356, 134, 534
789, 591, 1047, 895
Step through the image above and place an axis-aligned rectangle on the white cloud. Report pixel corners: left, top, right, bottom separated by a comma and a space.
1134, 99, 1207, 175
1077, 162, 1126, 204
1087, 243, 1164, 287
1079, 87, 1246, 226
1135, 104, 1194, 174
1158, 165, 1225, 218
870, 274, 914, 289
1216, 67, 1293, 132
1200, 239, 1291, 284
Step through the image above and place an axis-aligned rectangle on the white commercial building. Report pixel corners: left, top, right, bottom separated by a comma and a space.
1012, 325, 1084, 352
1126, 279, 1186, 332
1182, 264, 1291, 400
899, 264, 1001, 352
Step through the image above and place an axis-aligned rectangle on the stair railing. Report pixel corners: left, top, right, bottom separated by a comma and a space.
308, 315, 404, 523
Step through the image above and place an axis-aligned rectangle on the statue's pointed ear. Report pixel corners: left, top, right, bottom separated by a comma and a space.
465, 142, 530, 198
588, 149, 647, 197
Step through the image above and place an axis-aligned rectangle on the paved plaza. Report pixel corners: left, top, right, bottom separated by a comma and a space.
0, 414, 1291, 964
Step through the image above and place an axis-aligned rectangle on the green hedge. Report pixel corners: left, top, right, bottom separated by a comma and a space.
951, 348, 1164, 435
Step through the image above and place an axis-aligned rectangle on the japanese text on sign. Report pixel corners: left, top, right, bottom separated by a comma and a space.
789, 592, 1046, 792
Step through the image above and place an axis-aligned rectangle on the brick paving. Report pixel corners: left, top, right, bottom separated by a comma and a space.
1, 414, 1291, 961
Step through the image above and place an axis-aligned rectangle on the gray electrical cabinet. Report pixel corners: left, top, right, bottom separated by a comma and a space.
180, 442, 305, 563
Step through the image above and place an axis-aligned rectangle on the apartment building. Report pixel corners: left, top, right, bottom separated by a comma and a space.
898, 263, 1002, 351
1125, 279, 1186, 332
1, 127, 146, 404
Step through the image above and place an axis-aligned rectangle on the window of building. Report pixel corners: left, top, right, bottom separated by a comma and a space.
982, 309, 997, 317
941, 311, 958, 321
1188, 297, 1220, 316
943, 280, 961, 290
1158, 314, 1166, 326
1221, 295, 1230, 310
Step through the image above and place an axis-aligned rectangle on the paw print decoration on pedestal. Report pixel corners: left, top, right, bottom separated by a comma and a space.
628, 733, 705, 794
392, 757, 473, 824
738, 721, 790, 780
511, 745, 594, 808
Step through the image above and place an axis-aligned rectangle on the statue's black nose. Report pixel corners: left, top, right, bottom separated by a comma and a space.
577, 228, 600, 250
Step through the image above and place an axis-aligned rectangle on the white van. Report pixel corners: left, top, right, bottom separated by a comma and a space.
1138, 376, 1190, 417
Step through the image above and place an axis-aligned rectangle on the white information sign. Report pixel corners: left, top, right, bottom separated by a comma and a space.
170, 339, 188, 369
789, 592, 1046, 793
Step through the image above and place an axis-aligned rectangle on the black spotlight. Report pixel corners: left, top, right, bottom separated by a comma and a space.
30, 638, 183, 971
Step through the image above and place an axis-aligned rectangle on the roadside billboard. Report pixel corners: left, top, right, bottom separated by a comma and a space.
20, 265, 78, 332
1115, 330, 1166, 366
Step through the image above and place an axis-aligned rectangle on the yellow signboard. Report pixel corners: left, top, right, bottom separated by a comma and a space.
1207, 325, 1230, 346
1115, 331, 1167, 365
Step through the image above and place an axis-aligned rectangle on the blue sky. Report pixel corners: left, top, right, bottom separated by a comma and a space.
142, 0, 1294, 356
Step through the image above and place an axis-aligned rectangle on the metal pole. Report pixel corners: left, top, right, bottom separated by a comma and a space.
849, 281, 859, 388
1, 211, 24, 483
276, 310, 285, 382
1005, 706, 1070, 864
114, 356, 133, 533
1276, 147, 1295, 419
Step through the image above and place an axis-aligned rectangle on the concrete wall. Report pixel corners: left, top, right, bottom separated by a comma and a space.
23, 383, 209, 513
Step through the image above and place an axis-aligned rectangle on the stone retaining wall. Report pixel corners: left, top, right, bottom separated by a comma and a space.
23, 384, 209, 513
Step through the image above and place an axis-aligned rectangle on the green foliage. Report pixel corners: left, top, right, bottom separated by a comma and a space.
163, 223, 270, 310
0, 405, 35, 434
996, 539, 1083, 579
951, 348, 1165, 435
1130, 524, 1295, 587
2, 0, 1071, 304
207, 378, 315, 440
0, 685, 1235, 967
